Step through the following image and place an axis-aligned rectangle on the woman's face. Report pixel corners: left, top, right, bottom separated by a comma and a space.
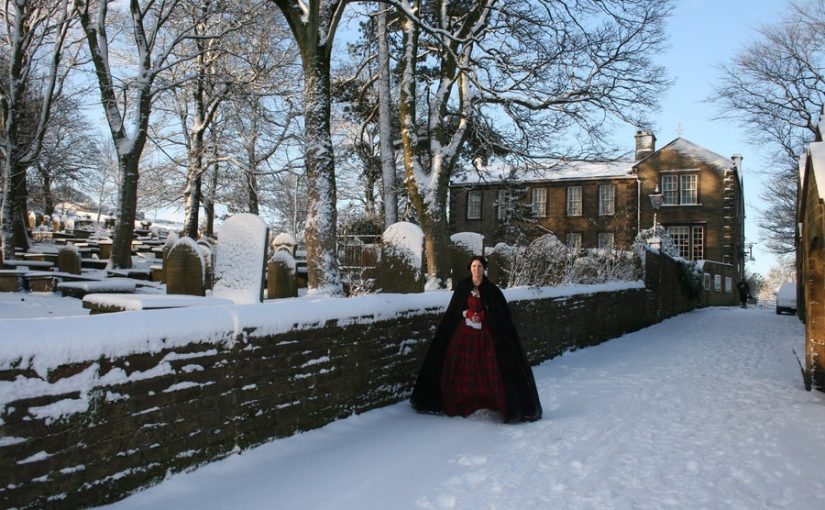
470, 260, 485, 283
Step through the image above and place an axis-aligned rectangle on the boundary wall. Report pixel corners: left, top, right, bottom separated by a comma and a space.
1, 252, 698, 508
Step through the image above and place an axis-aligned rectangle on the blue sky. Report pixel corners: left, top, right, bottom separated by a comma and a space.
614, 0, 790, 276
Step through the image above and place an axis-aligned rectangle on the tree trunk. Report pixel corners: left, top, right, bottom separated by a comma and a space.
38, 165, 55, 217
110, 153, 140, 269
203, 128, 220, 238
182, 143, 204, 239
11, 162, 30, 252
302, 49, 341, 294
376, 7, 397, 227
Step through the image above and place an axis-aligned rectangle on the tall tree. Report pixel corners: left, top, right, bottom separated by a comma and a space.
74, 0, 209, 268
394, 0, 671, 286
1, 0, 77, 259
270, 0, 348, 296
709, 0, 825, 255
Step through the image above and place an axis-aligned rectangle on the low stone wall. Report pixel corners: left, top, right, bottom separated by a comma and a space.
0, 255, 695, 509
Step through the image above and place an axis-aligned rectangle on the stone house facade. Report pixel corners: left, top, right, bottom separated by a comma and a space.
449, 132, 747, 276
798, 114, 825, 391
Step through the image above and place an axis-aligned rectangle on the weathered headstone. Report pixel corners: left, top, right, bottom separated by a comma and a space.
449, 232, 484, 289
27, 211, 36, 229
374, 222, 425, 293
57, 245, 82, 275
267, 250, 297, 299
165, 237, 206, 296
212, 213, 268, 304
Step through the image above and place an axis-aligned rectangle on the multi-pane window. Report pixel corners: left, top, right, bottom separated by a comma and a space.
566, 233, 582, 252
531, 188, 547, 217
714, 274, 722, 292
680, 175, 698, 205
691, 226, 704, 260
496, 190, 512, 220
667, 225, 704, 261
466, 190, 482, 220
667, 226, 690, 259
661, 173, 698, 205
725, 277, 733, 294
662, 175, 678, 205
598, 185, 615, 216
566, 186, 582, 216
597, 232, 615, 249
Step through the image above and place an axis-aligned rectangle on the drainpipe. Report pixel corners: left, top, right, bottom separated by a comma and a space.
636, 178, 641, 235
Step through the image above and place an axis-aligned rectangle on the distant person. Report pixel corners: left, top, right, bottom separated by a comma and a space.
410, 255, 542, 423
736, 279, 751, 309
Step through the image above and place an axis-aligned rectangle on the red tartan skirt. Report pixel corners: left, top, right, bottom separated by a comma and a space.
440, 322, 508, 421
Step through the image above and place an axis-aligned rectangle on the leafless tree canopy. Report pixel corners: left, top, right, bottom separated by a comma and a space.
708, 0, 825, 255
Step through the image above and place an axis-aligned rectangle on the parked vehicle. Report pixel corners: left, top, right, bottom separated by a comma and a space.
775, 282, 797, 315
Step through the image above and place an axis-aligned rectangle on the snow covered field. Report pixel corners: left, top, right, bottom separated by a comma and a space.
93, 307, 823, 510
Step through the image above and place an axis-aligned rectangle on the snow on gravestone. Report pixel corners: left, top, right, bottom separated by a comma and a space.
449, 232, 484, 289
375, 222, 424, 294
212, 213, 268, 304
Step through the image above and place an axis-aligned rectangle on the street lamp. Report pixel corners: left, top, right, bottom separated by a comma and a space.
741, 242, 755, 262
648, 185, 663, 228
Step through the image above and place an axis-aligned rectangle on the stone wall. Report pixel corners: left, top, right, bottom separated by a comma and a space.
0, 253, 696, 509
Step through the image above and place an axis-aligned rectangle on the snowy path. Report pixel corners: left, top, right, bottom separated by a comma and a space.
99, 307, 825, 510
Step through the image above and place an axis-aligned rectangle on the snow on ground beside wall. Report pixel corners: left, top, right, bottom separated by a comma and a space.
95, 307, 823, 510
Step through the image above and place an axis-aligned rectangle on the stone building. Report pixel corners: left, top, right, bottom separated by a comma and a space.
449, 131, 748, 276
798, 114, 825, 391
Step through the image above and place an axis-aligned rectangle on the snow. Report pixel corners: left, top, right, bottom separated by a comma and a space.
450, 232, 483, 255
94, 307, 823, 510
272, 232, 296, 246
383, 222, 424, 272
668, 138, 733, 170
806, 141, 825, 201
451, 160, 635, 186
212, 214, 268, 304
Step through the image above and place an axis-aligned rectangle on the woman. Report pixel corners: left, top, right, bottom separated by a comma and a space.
411, 256, 542, 423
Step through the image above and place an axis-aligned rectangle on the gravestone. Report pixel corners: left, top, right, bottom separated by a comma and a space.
197, 239, 215, 290
267, 250, 297, 299
156, 232, 180, 283
165, 237, 206, 296
374, 222, 425, 293
449, 232, 484, 289
57, 245, 82, 275
51, 216, 60, 232
212, 213, 268, 304
27, 211, 36, 229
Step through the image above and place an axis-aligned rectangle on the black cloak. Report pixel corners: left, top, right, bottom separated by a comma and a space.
410, 276, 542, 422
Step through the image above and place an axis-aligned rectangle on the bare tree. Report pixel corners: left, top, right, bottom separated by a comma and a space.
393, 0, 671, 286
30, 96, 102, 217
74, 0, 209, 268
269, 0, 349, 295
709, 0, 825, 255
1, 0, 77, 259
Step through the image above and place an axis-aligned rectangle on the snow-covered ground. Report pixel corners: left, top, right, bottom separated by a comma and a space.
92, 307, 823, 510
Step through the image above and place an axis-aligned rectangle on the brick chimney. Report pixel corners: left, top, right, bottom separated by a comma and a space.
635, 131, 656, 160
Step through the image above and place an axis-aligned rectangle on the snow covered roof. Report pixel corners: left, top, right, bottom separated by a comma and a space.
652, 138, 734, 171
805, 141, 825, 202
450, 160, 636, 186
